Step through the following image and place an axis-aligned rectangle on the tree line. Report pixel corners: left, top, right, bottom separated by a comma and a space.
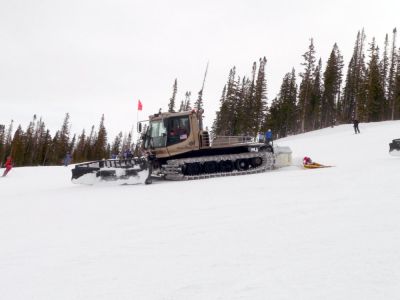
2, 28, 400, 167
0, 114, 135, 167
212, 28, 400, 139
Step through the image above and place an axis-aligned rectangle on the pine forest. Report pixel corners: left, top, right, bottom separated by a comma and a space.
2, 28, 400, 167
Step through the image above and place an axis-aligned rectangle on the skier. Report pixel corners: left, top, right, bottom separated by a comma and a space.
2, 156, 13, 177
353, 119, 360, 134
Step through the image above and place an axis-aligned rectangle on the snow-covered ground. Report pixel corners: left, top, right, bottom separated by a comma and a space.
1, 121, 400, 300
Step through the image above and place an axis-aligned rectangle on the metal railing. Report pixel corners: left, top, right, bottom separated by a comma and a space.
211, 135, 255, 146
75, 158, 145, 169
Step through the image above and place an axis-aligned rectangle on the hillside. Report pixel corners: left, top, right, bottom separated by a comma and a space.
1, 121, 399, 300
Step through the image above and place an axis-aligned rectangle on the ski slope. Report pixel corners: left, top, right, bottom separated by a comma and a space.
1, 121, 400, 300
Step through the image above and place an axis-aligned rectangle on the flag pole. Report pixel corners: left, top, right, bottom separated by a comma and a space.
135, 99, 142, 144
136, 106, 139, 142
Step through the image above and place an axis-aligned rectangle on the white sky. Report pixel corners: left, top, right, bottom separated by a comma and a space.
0, 0, 399, 139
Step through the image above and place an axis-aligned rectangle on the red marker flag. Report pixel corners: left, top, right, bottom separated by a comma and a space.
138, 99, 143, 111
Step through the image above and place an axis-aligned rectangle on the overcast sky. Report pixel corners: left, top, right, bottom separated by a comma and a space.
1, 0, 399, 139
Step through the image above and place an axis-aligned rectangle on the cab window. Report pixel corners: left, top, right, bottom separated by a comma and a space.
146, 120, 167, 148
167, 116, 190, 146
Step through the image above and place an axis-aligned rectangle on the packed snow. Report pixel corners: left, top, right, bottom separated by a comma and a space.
1, 121, 400, 300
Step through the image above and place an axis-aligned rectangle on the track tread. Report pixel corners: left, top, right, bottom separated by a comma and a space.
162, 152, 275, 181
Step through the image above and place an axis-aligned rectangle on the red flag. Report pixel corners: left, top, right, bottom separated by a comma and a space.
138, 99, 143, 111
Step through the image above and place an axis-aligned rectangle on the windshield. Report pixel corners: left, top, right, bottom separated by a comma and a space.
147, 120, 167, 148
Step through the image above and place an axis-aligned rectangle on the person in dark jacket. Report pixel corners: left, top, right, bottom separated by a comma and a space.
2, 156, 13, 177
353, 119, 360, 134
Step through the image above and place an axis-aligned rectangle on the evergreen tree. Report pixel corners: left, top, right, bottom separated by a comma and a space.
10, 125, 25, 166
253, 57, 268, 135
121, 132, 133, 154
24, 115, 37, 165
388, 28, 398, 119
93, 114, 108, 159
380, 33, 390, 118
178, 100, 184, 112
218, 68, 237, 135
52, 113, 71, 164
168, 79, 177, 112
298, 39, 316, 132
308, 58, 322, 130
366, 38, 385, 122
266, 97, 282, 136
321, 43, 344, 128
242, 62, 257, 134
215, 83, 230, 135
31, 117, 44, 165
194, 88, 204, 111
340, 30, 367, 122
354, 30, 368, 121
106, 143, 111, 159
183, 91, 192, 111
86, 125, 96, 160
34, 119, 50, 165
393, 46, 400, 119
224, 68, 238, 135
287, 68, 299, 134
111, 131, 123, 157
69, 134, 76, 154
49, 131, 60, 164
212, 85, 226, 136
73, 129, 86, 162
3, 120, 14, 164
214, 59, 268, 137
0, 124, 5, 167
234, 77, 249, 134
229, 75, 244, 135
41, 129, 52, 165
381, 34, 390, 96
266, 69, 297, 138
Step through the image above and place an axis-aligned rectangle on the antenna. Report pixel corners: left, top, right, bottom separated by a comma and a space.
197, 61, 209, 130
201, 61, 209, 92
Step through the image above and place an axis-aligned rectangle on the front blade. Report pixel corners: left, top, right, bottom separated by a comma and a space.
71, 158, 150, 185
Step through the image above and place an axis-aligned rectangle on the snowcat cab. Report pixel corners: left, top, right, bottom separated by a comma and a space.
140, 109, 211, 159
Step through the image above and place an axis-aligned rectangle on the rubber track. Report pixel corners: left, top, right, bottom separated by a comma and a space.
162, 151, 275, 181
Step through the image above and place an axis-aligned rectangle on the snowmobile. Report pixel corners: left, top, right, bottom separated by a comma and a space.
71, 109, 292, 185
389, 138, 400, 156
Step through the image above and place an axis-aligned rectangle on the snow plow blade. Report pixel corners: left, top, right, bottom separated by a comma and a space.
71, 158, 151, 185
389, 139, 400, 156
